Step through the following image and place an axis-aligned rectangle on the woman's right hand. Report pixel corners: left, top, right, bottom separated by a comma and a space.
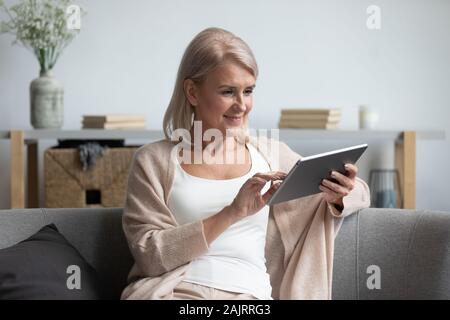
229, 171, 287, 220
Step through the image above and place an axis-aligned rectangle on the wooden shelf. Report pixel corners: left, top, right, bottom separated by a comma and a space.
0, 129, 446, 210
277, 129, 445, 141
0, 128, 445, 141
0, 129, 165, 141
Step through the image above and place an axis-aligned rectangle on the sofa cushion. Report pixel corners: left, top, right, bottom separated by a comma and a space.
0, 224, 104, 300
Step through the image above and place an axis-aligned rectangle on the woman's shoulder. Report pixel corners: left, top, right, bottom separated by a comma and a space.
133, 139, 175, 164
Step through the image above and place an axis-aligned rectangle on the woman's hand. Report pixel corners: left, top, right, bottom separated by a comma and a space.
230, 171, 287, 220
319, 163, 358, 209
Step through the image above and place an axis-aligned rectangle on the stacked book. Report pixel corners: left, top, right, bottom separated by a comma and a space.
82, 114, 146, 129
278, 108, 341, 129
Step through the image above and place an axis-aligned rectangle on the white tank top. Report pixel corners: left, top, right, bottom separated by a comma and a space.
168, 142, 272, 300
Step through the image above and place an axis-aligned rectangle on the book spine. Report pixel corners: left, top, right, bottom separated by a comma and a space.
280, 109, 341, 115
83, 116, 146, 123
279, 115, 341, 122
83, 121, 146, 129
278, 122, 338, 129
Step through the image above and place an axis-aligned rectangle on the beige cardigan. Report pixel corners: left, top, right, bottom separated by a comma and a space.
120, 136, 370, 300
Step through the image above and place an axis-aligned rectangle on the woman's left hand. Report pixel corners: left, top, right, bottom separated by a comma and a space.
319, 163, 358, 208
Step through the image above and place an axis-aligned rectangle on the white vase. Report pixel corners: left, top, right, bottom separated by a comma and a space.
359, 105, 379, 130
30, 70, 64, 129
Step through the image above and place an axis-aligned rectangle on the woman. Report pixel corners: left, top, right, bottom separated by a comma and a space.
121, 27, 370, 300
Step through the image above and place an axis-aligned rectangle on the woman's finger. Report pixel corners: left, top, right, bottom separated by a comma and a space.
243, 177, 265, 190
254, 171, 287, 181
262, 181, 282, 203
319, 184, 340, 200
251, 177, 268, 185
330, 171, 354, 190
322, 179, 349, 197
344, 163, 358, 180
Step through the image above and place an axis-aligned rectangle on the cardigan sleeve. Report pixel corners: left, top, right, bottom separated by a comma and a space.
122, 149, 209, 277
327, 177, 371, 218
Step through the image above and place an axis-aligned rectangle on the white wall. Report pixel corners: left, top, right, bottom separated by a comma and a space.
0, 0, 449, 210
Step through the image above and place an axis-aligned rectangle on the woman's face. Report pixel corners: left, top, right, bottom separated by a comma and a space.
185, 62, 256, 137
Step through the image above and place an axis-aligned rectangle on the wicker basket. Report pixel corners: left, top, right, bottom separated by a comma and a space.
44, 147, 138, 208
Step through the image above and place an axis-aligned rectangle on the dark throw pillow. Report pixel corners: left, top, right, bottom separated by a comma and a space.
0, 224, 104, 300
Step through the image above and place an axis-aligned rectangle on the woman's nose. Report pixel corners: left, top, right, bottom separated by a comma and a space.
234, 94, 246, 111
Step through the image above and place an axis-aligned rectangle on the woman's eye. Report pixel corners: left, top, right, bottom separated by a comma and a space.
221, 90, 234, 96
220, 89, 253, 96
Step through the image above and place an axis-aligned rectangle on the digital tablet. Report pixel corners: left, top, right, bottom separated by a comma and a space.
267, 144, 368, 205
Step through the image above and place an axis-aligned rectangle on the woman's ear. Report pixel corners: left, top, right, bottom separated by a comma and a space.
184, 79, 198, 107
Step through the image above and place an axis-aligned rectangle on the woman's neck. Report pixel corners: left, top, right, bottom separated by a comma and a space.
187, 128, 246, 164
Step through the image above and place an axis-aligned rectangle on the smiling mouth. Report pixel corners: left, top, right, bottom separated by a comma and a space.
224, 115, 243, 120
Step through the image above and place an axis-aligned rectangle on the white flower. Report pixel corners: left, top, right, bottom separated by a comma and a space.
0, 0, 85, 72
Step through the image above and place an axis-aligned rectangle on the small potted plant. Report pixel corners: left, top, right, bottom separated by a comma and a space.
0, 0, 84, 129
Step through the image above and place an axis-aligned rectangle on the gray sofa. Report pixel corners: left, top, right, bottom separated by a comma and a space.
0, 207, 449, 300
